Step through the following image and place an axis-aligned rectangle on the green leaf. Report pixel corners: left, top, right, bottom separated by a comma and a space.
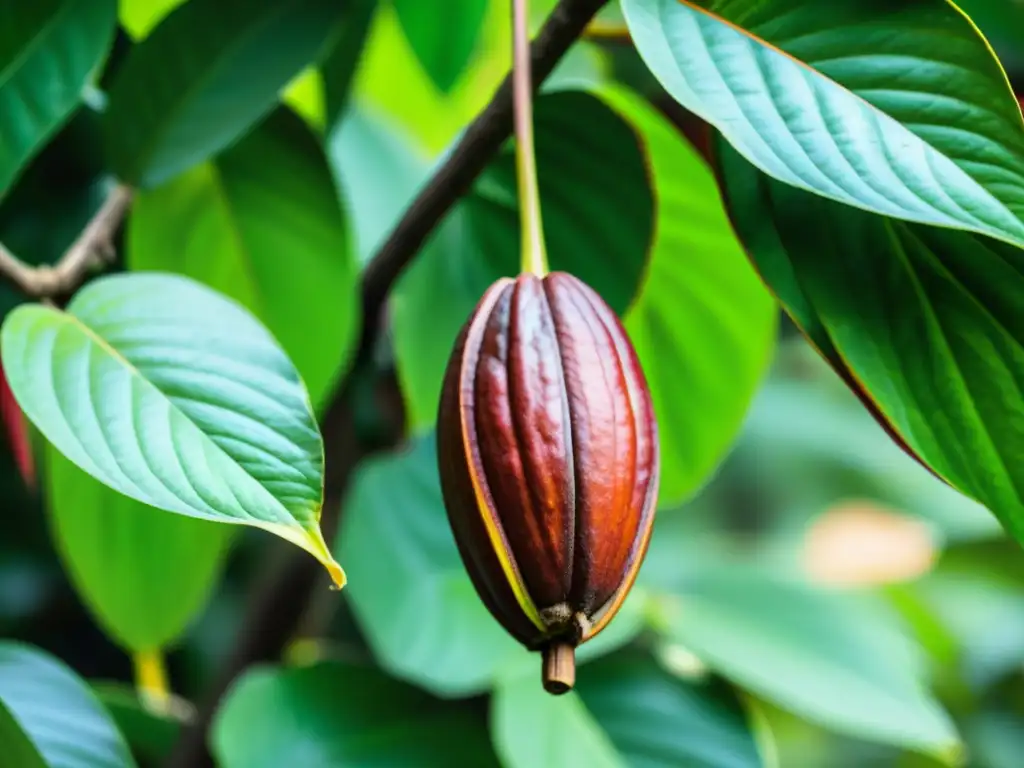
103, 0, 346, 187
621, 0, 1024, 246
118, 0, 183, 38
212, 661, 499, 767
0, 642, 136, 768
0, 272, 344, 587
0, 0, 117, 197
338, 433, 646, 695
660, 566, 959, 758
393, 0, 487, 93
603, 86, 776, 505
128, 108, 359, 410
45, 445, 233, 653
717, 142, 1024, 550
390, 88, 655, 430
0, 699, 45, 768
494, 650, 763, 768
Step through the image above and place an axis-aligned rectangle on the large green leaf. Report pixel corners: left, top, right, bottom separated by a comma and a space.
0, 0, 117, 197
128, 108, 359, 410
659, 566, 959, 759
392, 0, 487, 93
494, 650, 764, 768
212, 661, 499, 767
604, 86, 776, 505
0, 272, 343, 586
337, 433, 647, 695
103, 0, 345, 187
46, 446, 232, 653
622, 0, 1024, 247
0, 699, 45, 768
718, 142, 1024, 548
390, 88, 655, 430
0, 642, 136, 768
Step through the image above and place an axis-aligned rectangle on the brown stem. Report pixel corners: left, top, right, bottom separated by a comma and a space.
542, 641, 576, 695
0, 183, 133, 299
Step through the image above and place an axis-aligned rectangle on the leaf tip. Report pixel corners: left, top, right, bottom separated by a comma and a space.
307, 525, 346, 590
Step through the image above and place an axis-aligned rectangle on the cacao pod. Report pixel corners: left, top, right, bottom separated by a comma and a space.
437, 271, 659, 694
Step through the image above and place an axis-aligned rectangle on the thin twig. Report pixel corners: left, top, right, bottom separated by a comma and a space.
0, 183, 133, 300
164, 2, 608, 766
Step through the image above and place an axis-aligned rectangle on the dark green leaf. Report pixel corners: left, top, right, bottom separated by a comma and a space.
93, 683, 185, 764
393, 0, 487, 93
0, 699, 45, 768
46, 446, 233, 653
128, 108, 359, 410
0, 0, 117, 197
0, 642, 136, 768
622, 0, 1024, 246
337, 433, 647, 695
0, 273, 343, 586
659, 566, 959, 758
389, 88, 654, 430
212, 661, 499, 767
717, 141, 1024, 550
104, 0, 345, 187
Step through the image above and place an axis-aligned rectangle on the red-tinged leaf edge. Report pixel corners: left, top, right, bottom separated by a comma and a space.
699, 127, 945, 487
0, 361, 36, 491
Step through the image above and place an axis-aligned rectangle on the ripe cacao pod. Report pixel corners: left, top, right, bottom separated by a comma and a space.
437, 271, 659, 694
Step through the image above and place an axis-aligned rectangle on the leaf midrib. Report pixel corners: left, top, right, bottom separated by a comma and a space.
0, 0, 80, 93
52, 307, 304, 527
673, 0, 1024, 244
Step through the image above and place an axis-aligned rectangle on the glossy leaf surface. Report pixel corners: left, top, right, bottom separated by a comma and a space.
46, 446, 232, 653
0, 273, 342, 586
718, 141, 1024, 547
622, 0, 1024, 246
0, 642, 135, 768
212, 661, 499, 767
129, 108, 359, 410
104, 0, 345, 187
0, 0, 117, 197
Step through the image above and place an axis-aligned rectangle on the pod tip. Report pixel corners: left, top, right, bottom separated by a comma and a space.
542, 641, 576, 695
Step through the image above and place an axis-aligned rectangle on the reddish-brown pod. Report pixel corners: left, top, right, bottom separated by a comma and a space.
437, 271, 659, 695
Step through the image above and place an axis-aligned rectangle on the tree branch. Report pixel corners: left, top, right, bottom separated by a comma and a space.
0, 183, 133, 300
166, 1, 608, 765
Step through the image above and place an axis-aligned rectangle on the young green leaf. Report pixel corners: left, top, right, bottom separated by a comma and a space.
393, 0, 488, 93
0, 0, 117, 197
621, 0, 1024, 247
494, 650, 763, 768
659, 567, 959, 759
46, 446, 233, 654
386, 89, 655, 430
718, 143, 1024, 555
103, 0, 346, 187
0, 642, 136, 768
128, 108, 359, 410
212, 661, 500, 767
0, 272, 343, 587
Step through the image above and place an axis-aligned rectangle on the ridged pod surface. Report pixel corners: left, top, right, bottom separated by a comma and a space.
437, 271, 659, 693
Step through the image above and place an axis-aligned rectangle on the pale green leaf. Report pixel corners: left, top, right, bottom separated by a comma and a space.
622, 0, 1024, 246
0, 0, 117, 197
0, 642, 136, 768
0, 272, 343, 586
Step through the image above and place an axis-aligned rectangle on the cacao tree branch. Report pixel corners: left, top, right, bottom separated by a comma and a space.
165, 2, 608, 766
0, 183, 133, 300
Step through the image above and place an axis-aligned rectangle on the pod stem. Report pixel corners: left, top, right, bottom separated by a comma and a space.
513, 0, 549, 277
542, 641, 576, 695
133, 648, 171, 714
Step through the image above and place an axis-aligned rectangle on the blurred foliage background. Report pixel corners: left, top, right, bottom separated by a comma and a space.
4, 0, 1024, 766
